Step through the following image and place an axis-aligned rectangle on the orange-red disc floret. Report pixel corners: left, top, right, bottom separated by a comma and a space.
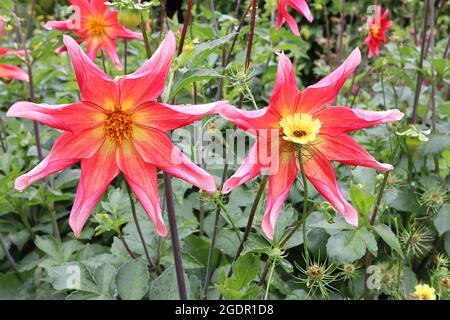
104, 111, 133, 143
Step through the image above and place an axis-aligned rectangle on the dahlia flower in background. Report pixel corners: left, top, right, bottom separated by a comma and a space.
0, 17, 28, 82
276, 0, 313, 36
7, 32, 219, 237
363, 5, 393, 58
218, 48, 404, 239
44, 0, 142, 69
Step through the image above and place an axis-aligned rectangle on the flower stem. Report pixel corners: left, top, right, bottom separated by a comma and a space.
363, 143, 400, 299
411, 0, 430, 123
140, 12, 152, 58
0, 115, 7, 152
227, 176, 268, 276
163, 172, 188, 300
178, 0, 193, 56
203, 164, 228, 299
216, 1, 252, 100
125, 180, 156, 271
47, 202, 61, 241
118, 229, 136, 259
278, 151, 309, 250
264, 258, 276, 300
0, 233, 20, 275
123, 39, 128, 75
337, 0, 346, 63
238, 0, 257, 107
13, 8, 43, 162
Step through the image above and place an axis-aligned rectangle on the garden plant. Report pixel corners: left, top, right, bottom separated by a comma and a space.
0, 0, 449, 301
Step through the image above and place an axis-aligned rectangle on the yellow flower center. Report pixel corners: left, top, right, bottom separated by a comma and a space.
87, 17, 107, 36
414, 284, 436, 300
279, 113, 321, 145
370, 25, 380, 37
104, 111, 133, 143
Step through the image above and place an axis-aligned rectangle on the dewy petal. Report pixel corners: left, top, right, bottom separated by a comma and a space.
119, 31, 176, 108
316, 106, 404, 136
222, 140, 269, 194
217, 103, 281, 133
7, 101, 106, 135
288, 0, 314, 22
0, 64, 29, 82
63, 35, 119, 110
69, 140, 119, 237
316, 134, 394, 172
304, 148, 358, 227
132, 127, 216, 193
261, 150, 299, 240
15, 129, 105, 190
132, 101, 219, 132
269, 52, 301, 117
116, 141, 167, 236
297, 48, 361, 114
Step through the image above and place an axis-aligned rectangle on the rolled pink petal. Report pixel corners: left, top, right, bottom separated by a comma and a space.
316, 106, 404, 136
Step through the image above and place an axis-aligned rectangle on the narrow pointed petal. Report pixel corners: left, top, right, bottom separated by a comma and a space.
282, 8, 300, 36
44, 20, 72, 31
107, 23, 142, 39
101, 36, 122, 70
222, 140, 269, 194
15, 129, 105, 190
119, 31, 176, 107
269, 52, 301, 117
132, 127, 216, 193
0, 47, 26, 57
63, 35, 119, 110
316, 106, 404, 136
304, 149, 358, 226
217, 103, 281, 133
288, 0, 313, 22
261, 150, 298, 240
0, 64, 29, 82
297, 48, 361, 114
132, 101, 219, 131
117, 141, 167, 236
7, 101, 106, 135
69, 140, 119, 237
316, 134, 394, 172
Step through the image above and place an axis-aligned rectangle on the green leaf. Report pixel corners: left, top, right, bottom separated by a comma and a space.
190, 33, 235, 67
116, 260, 149, 300
373, 224, 403, 257
172, 68, 222, 97
351, 167, 377, 193
149, 266, 190, 300
444, 232, 450, 257
34, 236, 62, 262
232, 253, 259, 290
326, 227, 377, 264
434, 204, 450, 236
350, 184, 376, 217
